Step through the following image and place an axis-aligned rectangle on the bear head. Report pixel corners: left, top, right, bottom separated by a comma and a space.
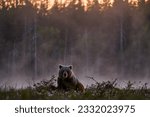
58, 65, 73, 79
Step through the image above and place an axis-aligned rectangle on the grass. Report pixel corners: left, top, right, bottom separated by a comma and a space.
0, 77, 150, 100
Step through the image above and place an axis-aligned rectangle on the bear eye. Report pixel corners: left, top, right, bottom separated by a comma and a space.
59, 65, 63, 69
69, 65, 72, 69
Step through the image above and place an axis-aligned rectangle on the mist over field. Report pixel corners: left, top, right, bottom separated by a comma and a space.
0, 0, 150, 88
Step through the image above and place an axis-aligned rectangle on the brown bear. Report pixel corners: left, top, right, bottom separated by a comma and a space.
57, 64, 84, 92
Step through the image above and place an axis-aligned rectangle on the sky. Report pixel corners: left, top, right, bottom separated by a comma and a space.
49, 0, 138, 4
32, 0, 139, 6
28, 0, 140, 9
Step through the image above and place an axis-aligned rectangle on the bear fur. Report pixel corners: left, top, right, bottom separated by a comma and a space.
57, 65, 84, 92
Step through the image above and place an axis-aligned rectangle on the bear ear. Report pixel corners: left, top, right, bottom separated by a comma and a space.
69, 65, 73, 70
59, 64, 63, 69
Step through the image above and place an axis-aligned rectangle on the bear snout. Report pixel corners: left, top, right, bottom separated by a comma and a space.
63, 71, 68, 78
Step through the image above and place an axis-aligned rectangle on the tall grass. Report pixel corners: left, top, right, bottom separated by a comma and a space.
0, 77, 150, 100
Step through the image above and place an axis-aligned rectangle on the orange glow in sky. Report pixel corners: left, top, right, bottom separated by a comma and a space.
2, 0, 147, 9
47, 0, 143, 8
49, 0, 139, 4
46, 0, 143, 8
33, 0, 139, 8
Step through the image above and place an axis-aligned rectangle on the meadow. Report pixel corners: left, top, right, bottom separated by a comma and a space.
0, 76, 149, 100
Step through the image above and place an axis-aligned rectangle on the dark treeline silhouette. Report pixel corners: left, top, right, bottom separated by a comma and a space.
0, 0, 150, 82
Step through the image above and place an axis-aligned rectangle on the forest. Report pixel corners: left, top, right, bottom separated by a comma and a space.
0, 0, 150, 86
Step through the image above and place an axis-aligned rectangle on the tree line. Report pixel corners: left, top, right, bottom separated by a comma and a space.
0, 0, 150, 80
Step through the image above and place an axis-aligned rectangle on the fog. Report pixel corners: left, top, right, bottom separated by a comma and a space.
0, 0, 150, 88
